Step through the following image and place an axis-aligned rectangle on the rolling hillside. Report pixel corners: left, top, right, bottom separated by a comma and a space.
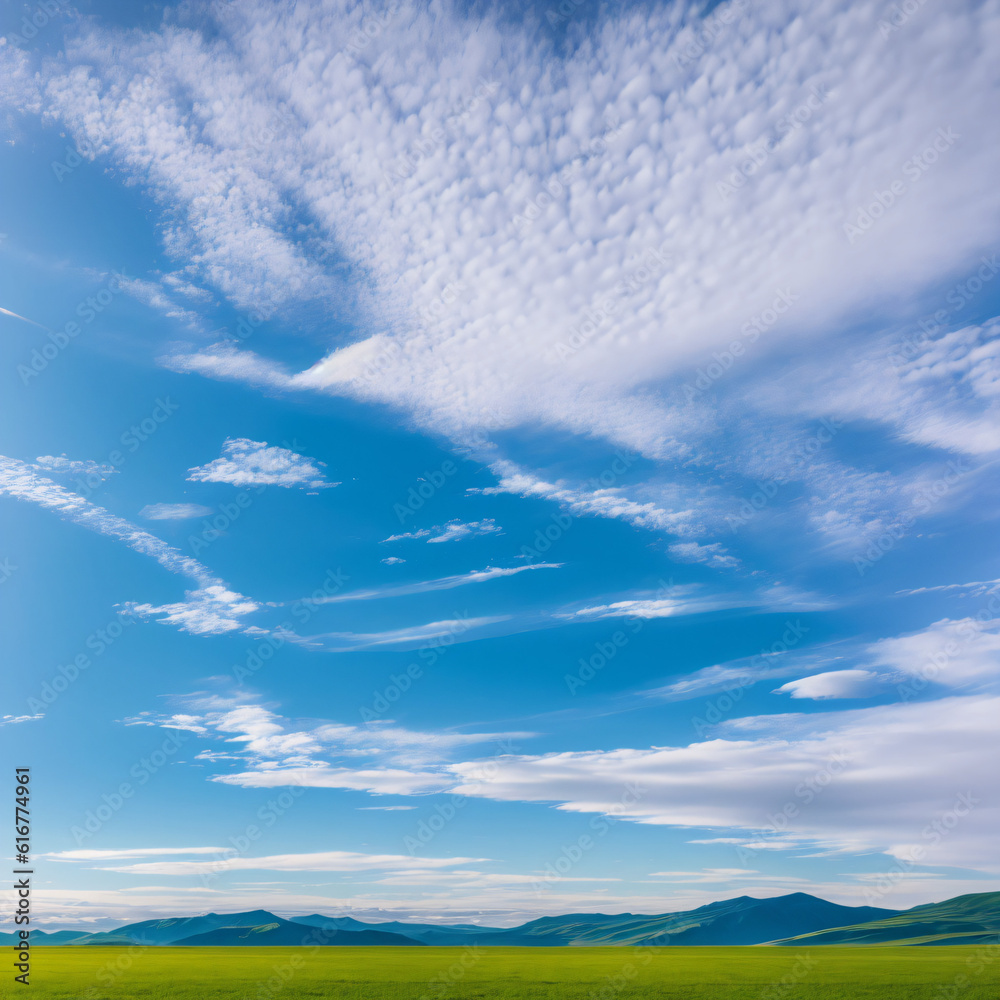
771, 891, 1000, 946
174, 917, 423, 947
6, 891, 998, 947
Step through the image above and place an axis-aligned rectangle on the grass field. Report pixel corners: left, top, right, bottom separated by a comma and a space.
4, 945, 1000, 999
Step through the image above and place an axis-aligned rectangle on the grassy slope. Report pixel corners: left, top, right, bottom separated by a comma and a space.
4, 945, 1000, 999
773, 892, 1000, 946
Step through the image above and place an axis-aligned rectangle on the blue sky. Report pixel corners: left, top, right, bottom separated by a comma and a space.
1, 0, 999, 928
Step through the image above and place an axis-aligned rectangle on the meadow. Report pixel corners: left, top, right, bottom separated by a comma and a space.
3, 945, 999, 999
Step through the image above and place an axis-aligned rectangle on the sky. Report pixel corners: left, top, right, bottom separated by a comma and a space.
0, 0, 999, 930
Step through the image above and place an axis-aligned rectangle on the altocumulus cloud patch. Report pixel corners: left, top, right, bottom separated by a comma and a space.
187, 438, 338, 490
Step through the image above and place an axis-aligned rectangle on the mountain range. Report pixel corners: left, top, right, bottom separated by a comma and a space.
5, 891, 998, 948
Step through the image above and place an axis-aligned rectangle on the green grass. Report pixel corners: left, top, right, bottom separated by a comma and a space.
4, 945, 1000, 999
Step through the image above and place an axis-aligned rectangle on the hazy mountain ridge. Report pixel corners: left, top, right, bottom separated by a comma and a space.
5, 891, 998, 947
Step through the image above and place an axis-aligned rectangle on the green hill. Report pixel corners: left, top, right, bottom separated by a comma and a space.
112, 909, 285, 945
446, 893, 901, 947
174, 918, 424, 947
771, 891, 1000, 945
12, 891, 1000, 948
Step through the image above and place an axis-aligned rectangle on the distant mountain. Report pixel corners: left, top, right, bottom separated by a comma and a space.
113, 910, 284, 945
400, 894, 901, 948
25, 929, 97, 945
771, 891, 1000, 946
8, 891, 998, 947
173, 917, 423, 947
289, 913, 506, 945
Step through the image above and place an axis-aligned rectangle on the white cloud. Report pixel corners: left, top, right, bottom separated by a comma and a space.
139, 503, 213, 520
213, 766, 451, 795
134, 695, 530, 781
475, 462, 702, 537
288, 615, 511, 652
0, 455, 215, 586
43, 847, 232, 861
24, 874, 1000, 930
383, 519, 502, 544
123, 584, 261, 636
139, 681, 1000, 873
766, 321, 1000, 460
32, 455, 116, 478
645, 659, 805, 703
774, 669, 883, 700
186, 693, 1000, 872
0, 456, 264, 638
446, 695, 1000, 870
564, 599, 694, 620
381, 556, 405, 565
18, 0, 999, 558
669, 541, 740, 569
295, 563, 561, 604
89, 850, 487, 876
187, 438, 336, 490
1, 713, 44, 726
898, 577, 1000, 598
865, 617, 1000, 690
559, 583, 743, 621
117, 274, 203, 328
163, 342, 296, 390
